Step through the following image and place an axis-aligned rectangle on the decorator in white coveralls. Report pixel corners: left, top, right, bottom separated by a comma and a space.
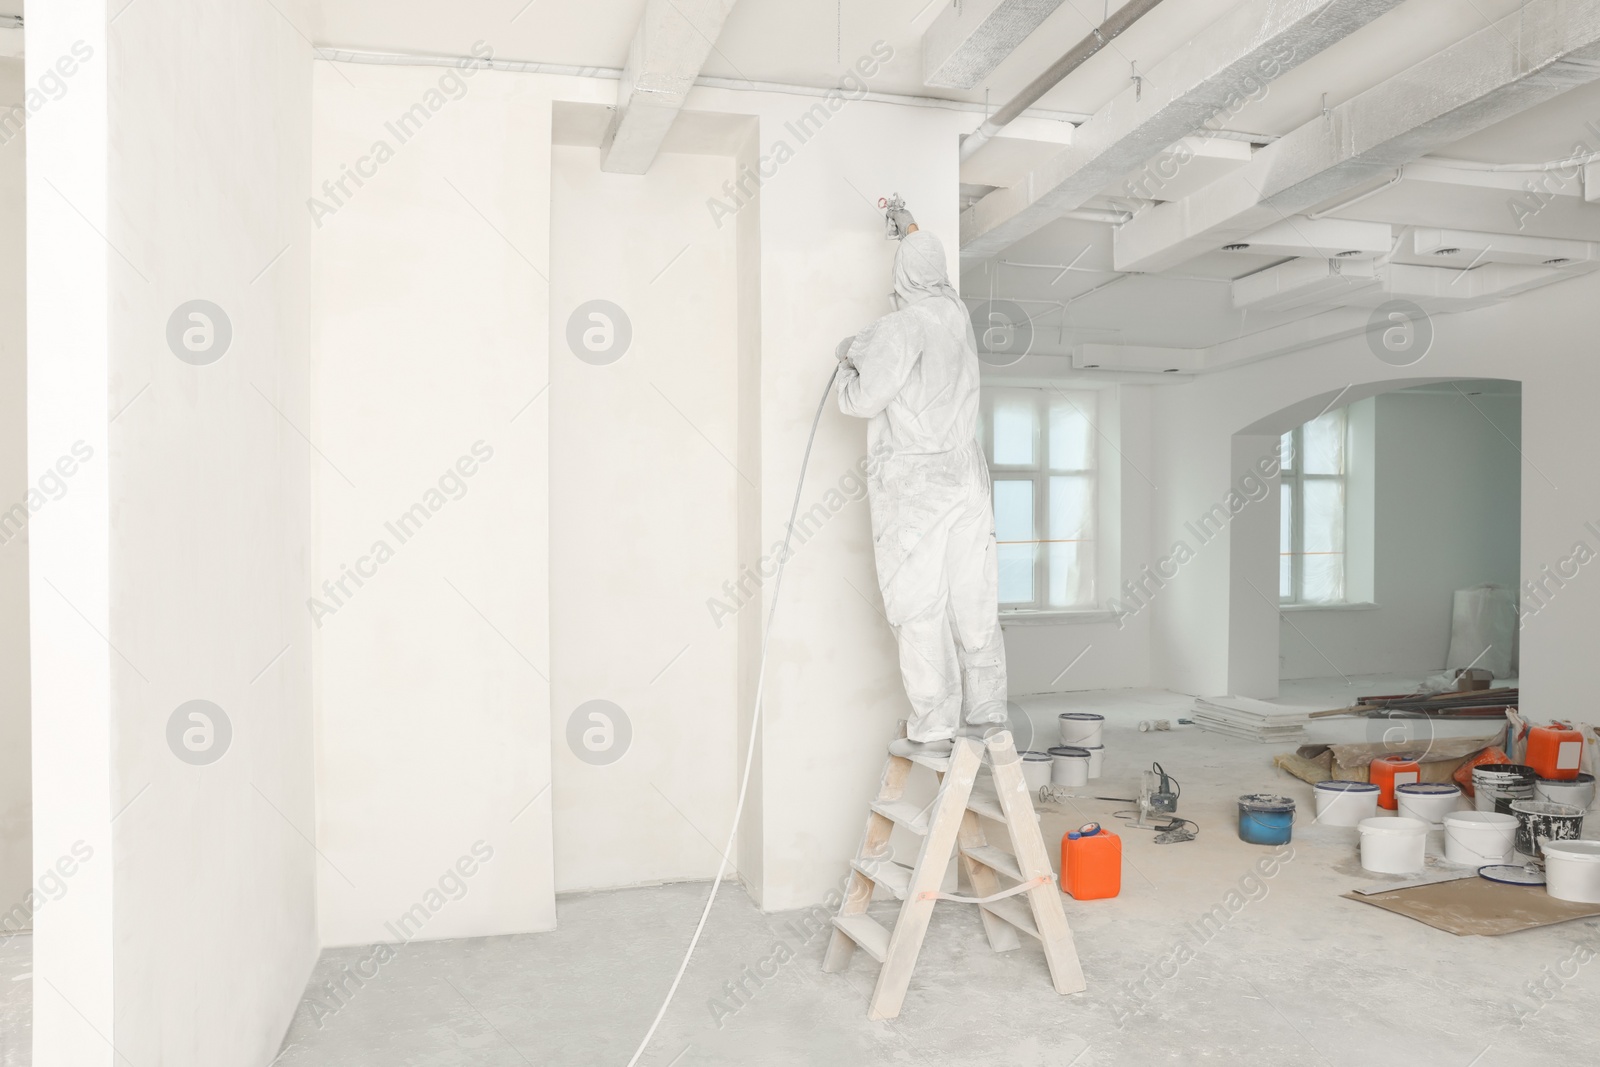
835, 212, 1008, 759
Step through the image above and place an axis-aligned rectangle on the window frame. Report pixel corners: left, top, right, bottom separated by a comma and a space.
1279, 409, 1349, 606
980, 387, 1098, 613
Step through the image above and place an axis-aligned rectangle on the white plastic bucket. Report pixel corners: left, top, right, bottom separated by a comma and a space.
1442, 811, 1517, 866
1535, 773, 1596, 810
1313, 780, 1379, 827
1048, 746, 1089, 787
1542, 840, 1600, 904
1057, 713, 1104, 747
1021, 751, 1053, 791
1358, 816, 1428, 874
1473, 764, 1536, 814
1081, 744, 1105, 779
1395, 782, 1463, 827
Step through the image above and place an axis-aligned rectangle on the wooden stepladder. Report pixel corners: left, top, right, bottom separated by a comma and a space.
823, 726, 1086, 1020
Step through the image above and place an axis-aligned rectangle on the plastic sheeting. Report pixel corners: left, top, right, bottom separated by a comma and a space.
1445, 583, 1518, 679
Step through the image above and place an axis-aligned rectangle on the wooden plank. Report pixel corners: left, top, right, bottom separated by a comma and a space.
870, 798, 932, 836
851, 859, 914, 900
956, 811, 1021, 954
867, 738, 984, 1021
830, 914, 890, 963
980, 895, 1042, 940
966, 784, 1006, 823
987, 732, 1087, 995
961, 844, 1024, 883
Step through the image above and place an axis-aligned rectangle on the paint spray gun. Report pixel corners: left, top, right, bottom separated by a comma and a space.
878, 194, 917, 240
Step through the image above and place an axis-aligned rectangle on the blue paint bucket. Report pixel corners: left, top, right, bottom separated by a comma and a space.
1238, 794, 1296, 845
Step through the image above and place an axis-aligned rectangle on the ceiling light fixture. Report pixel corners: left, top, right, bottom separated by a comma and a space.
1430, 247, 1461, 256
1543, 257, 1571, 265
1222, 243, 1250, 252
1334, 249, 1363, 257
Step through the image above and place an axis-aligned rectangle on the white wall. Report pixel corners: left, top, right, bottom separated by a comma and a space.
1147, 279, 1600, 726
0, 56, 28, 927
1279, 387, 1521, 679
310, 59, 563, 945
32, 2, 318, 1064
549, 140, 741, 892
307, 44, 985, 915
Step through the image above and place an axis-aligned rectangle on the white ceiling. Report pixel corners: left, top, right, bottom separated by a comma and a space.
310, 0, 1600, 370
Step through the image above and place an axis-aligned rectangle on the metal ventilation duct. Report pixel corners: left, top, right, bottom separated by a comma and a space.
924, 0, 1070, 89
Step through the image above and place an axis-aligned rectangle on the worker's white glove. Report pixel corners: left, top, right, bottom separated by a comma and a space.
836, 335, 856, 363
887, 206, 917, 240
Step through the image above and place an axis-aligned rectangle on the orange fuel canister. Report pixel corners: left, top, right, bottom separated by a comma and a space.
1369, 755, 1420, 810
1527, 722, 1584, 781
1061, 823, 1121, 900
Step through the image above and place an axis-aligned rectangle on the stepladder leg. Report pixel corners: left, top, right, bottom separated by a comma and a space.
956, 808, 1022, 954
867, 738, 984, 1021
986, 732, 1087, 995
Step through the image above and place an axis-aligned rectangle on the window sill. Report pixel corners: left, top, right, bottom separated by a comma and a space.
1278, 601, 1379, 613
1000, 609, 1119, 627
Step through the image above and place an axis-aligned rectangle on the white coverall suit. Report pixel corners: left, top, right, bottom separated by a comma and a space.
837, 230, 1007, 743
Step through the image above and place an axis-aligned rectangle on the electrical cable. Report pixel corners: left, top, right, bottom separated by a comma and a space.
625, 364, 842, 1067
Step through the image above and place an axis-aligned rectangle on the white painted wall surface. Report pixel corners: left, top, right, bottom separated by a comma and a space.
31, 2, 318, 1063
1279, 389, 1521, 679
311, 60, 568, 945
309, 45, 988, 914
103, 2, 319, 1062
0, 57, 29, 928
549, 143, 741, 892
27, 7, 116, 1064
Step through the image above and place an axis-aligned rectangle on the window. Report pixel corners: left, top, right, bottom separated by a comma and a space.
980, 388, 1096, 611
1280, 407, 1347, 604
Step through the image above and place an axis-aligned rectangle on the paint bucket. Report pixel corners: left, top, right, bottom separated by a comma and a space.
1535, 772, 1596, 810
1021, 751, 1053, 791
1048, 746, 1089, 787
1313, 780, 1379, 827
1508, 799, 1585, 857
1237, 794, 1296, 846
1442, 811, 1517, 866
1541, 840, 1600, 904
1081, 744, 1105, 779
1473, 763, 1537, 814
1395, 782, 1463, 827
1369, 755, 1420, 810
1358, 816, 1428, 874
1057, 713, 1104, 747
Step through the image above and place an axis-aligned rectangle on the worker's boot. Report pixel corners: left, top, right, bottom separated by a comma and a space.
888, 737, 954, 759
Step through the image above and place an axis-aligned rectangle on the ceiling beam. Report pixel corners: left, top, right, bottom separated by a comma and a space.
959, 0, 1405, 260
600, 0, 740, 174
1114, 0, 1600, 273
924, 0, 1069, 89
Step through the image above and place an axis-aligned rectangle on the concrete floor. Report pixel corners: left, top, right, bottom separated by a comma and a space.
0, 933, 28, 1067
8, 680, 1600, 1065
266, 678, 1600, 1066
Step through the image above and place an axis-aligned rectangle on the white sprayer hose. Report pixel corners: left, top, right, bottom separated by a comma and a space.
624, 364, 842, 1067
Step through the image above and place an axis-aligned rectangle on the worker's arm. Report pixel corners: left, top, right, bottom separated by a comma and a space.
837, 313, 920, 419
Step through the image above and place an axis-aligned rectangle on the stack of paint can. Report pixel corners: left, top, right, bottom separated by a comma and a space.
1058, 712, 1105, 780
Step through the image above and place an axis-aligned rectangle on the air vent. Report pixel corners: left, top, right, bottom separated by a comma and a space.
1335, 249, 1363, 257
1544, 257, 1571, 265
1430, 247, 1461, 256
1222, 243, 1250, 252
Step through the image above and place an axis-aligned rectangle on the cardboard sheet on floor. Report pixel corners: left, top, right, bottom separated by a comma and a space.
1276, 731, 1502, 786
1343, 876, 1600, 935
